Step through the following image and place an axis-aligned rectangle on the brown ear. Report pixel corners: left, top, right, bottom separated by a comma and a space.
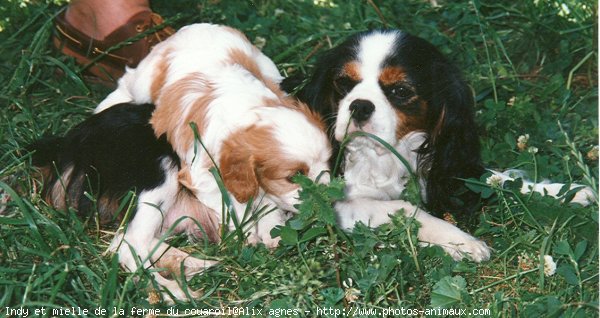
219, 145, 259, 203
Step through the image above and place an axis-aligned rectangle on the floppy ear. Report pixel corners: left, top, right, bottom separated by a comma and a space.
219, 144, 259, 203
419, 60, 485, 215
289, 45, 356, 173
287, 53, 339, 131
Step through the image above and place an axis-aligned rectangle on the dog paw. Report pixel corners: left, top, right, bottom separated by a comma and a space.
261, 235, 281, 249
247, 232, 281, 248
155, 252, 217, 279
156, 282, 202, 304
570, 186, 596, 206
441, 238, 491, 263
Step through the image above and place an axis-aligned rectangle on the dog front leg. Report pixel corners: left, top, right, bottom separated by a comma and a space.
335, 198, 491, 262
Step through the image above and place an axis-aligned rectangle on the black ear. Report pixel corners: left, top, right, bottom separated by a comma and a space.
280, 72, 306, 96
419, 60, 485, 216
287, 46, 353, 174
293, 49, 342, 129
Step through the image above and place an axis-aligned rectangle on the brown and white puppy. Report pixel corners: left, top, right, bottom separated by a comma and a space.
34, 24, 331, 302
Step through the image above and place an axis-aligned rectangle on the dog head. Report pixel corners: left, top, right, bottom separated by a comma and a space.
293, 29, 484, 213
219, 105, 331, 212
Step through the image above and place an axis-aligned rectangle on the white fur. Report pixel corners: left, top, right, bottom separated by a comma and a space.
338, 132, 490, 261
490, 170, 596, 206
96, 23, 282, 113
343, 132, 425, 200
107, 159, 218, 302
99, 24, 330, 301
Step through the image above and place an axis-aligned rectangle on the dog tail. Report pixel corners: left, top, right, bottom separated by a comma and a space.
25, 136, 68, 209
27, 136, 63, 167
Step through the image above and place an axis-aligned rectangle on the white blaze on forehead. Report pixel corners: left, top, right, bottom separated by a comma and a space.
357, 31, 399, 80
334, 31, 402, 143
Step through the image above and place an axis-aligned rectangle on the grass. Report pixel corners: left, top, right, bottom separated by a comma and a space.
0, 0, 597, 317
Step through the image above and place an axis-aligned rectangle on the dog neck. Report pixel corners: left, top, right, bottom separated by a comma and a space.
342, 132, 427, 201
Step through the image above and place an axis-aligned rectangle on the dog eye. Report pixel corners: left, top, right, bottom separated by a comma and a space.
286, 170, 306, 182
333, 76, 357, 95
389, 85, 414, 99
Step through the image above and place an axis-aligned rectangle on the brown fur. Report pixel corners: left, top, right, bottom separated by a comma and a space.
45, 165, 72, 211
258, 159, 307, 197
342, 62, 362, 81
219, 129, 262, 203
219, 126, 304, 203
394, 99, 428, 139
177, 166, 194, 190
41, 165, 123, 225
150, 50, 171, 101
379, 66, 407, 85
151, 73, 215, 157
163, 187, 220, 242
431, 106, 446, 142
292, 100, 328, 134
97, 195, 123, 224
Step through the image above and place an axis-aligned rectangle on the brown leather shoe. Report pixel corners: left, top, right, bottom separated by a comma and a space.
53, 10, 175, 86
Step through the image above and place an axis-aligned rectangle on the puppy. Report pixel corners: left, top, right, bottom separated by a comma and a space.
286, 29, 490, 261
96, 24, 330, 240
286, 29, 595, 262
32, 24, 331, 302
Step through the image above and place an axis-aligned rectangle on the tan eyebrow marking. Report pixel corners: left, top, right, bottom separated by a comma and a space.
379, 66, 407, 85
341, 61, 362, 81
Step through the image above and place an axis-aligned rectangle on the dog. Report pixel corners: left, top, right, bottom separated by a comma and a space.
31, 24, 331, 302
95, 23, 331, 244
284, 29, 595, 262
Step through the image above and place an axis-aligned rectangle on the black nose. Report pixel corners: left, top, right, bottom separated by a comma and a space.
349, 99, 375, 123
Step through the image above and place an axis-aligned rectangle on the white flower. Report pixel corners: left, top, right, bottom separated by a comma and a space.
528, 146, 538, 154
274, 8, 285, 16
517, 134, 529, 151
342, 278, 360, 302
507, 96, 516, 107
486, 175, 504, 188
254, 36, 267, 50
543, 255, 556, 276
342, 278, 353, 288
322, 250, 334, 260
517, 134, 530, 144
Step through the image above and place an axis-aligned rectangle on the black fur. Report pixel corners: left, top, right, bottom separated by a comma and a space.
282, 30, 484, 215
29, 103, 178, 223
